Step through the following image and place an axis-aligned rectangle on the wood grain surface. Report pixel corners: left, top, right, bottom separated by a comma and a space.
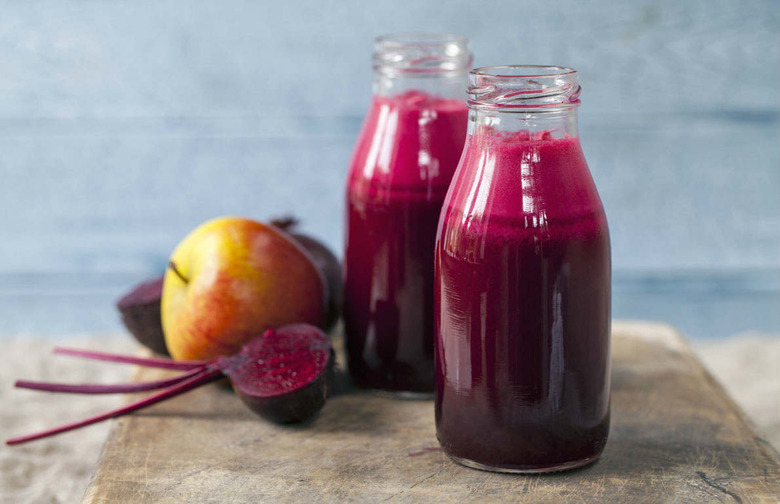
82, 321, 780, 503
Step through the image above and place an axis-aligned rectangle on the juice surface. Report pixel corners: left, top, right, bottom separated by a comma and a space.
435, 130, 611, 470
344, 90, 468, 392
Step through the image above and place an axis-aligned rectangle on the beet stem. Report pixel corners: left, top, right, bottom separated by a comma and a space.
53, 347, 208, 371
269, 216, 298, 231
6, 368, 223, 446
15, 367, 206, 395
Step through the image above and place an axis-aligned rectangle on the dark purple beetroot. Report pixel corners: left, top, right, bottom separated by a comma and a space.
116, 276, 169, 355
271, 217, 343, 331
218, 324, 334, 423
290, 234, 343, 331
6, 324, 333, 446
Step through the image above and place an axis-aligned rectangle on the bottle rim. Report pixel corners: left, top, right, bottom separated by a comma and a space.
468, 65, 581, 111
373, 33, 473, 76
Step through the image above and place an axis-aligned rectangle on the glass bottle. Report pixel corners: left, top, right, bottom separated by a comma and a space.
434, 66, 611, 472
344, 34, 472, 394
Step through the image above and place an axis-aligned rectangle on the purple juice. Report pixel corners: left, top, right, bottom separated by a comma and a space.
435, 131, 611, 471
344, 90, 468, 393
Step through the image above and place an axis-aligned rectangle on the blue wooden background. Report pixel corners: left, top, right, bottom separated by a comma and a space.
1, 0, 778, 338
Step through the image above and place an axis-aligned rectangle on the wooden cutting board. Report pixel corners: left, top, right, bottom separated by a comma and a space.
82, 321, 780, 503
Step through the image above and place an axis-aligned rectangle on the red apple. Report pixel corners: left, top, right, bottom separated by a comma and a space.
161, 217, 326, 361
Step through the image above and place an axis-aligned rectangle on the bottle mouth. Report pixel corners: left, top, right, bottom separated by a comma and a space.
373, 33, 473, 76
468, 65, 581, 111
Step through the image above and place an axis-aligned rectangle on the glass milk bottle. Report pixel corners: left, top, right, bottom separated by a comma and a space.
344, 34, 472, 394
435, 66, 611, 471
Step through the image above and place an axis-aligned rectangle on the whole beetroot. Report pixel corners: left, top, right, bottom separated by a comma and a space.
116, 276, 168, 355
271, 217, 343, 331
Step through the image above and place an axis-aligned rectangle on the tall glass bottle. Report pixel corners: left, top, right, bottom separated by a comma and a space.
435, 66, 611, 472
344, 34, 472, 394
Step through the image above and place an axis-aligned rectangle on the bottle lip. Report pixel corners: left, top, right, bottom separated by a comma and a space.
373, 33, 473, 76
468, 65, 581, 111
471, 65, 577, 78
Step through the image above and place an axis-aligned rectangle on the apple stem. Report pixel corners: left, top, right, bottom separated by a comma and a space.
53, 347, 208, 371
15, 366, 207, 395
6, 368, 223, 445
168, 260, 189, 284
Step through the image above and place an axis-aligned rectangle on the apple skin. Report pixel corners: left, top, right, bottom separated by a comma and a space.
161, 217, 326, 361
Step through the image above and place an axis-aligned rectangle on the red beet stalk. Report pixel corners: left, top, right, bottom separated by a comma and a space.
53, 347, 207, 371
15, 366, 207, 394
6, 368, 222, 445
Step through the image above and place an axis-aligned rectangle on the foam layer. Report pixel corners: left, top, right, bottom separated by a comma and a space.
443, 130, 604, 228
347, 90, 468, 195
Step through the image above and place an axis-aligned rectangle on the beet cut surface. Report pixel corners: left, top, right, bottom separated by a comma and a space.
6, 324, 333, 446
219, 324, 334, 423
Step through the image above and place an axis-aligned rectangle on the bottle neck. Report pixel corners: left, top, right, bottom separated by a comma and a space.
466, 65, 581, 139
373, 71, 468, 100
469, 107, 579, 138
371, 33, 471, 100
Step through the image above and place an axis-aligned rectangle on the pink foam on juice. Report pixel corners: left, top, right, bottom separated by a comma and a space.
434, 129, 611, 470
346, 90, 468, 196
344, 90, 468, 392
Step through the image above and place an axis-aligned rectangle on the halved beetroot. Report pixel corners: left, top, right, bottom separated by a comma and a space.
218, 324, 334, 423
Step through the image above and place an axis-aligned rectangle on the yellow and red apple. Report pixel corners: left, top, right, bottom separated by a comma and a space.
161, 217, 326, 361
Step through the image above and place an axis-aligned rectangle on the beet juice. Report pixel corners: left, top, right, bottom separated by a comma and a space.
344, 34, 471, 394
434, 66, 611, 472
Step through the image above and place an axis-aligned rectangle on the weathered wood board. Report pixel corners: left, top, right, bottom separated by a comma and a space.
83, 321, 780, 503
